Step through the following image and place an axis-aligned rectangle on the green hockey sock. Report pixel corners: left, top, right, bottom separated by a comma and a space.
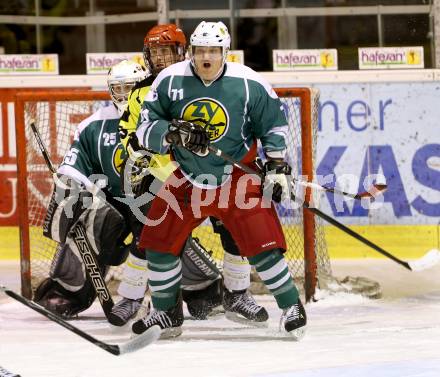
248, 249, 299, 309
146, 250, 181, 311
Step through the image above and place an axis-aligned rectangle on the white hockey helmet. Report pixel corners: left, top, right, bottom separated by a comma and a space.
107, 60, 148, 116
189, 21, 231, 76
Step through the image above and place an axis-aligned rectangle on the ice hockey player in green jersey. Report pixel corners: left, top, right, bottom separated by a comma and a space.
132, 21, 307, 340
116, 23, 270, 327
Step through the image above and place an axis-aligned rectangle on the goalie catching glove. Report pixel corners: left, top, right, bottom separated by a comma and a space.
262, 158, 292, 203
166, 119, 210, 157
119, 133, 155, 198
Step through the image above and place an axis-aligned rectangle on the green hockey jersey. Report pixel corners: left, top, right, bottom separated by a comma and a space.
58, 105, 126, 197
58, 104, 177, 196
136, 60, 288, 187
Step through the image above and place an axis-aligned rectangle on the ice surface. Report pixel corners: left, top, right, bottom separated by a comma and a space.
1, 260, 440, 377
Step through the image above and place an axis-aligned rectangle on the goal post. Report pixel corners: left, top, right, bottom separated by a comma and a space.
14, 87, 330, 302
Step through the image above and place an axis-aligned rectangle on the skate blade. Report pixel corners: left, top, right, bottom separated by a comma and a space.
225, 311, 269, 328
285, 325, 306, 341
160, 326, 183, 339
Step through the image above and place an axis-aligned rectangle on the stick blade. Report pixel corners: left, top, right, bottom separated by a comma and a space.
118, 325, 161, 355
408, 249, 440, 272
358, 183, 388, 199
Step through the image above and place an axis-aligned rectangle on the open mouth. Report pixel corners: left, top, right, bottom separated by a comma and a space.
203, 62, 211, 69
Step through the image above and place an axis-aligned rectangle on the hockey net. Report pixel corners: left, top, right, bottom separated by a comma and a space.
15, 88, 379, 302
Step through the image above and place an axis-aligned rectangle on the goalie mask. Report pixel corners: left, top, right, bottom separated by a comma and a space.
107, 60, 149, 116
143, 24, 187, 76
189, 21, 231, 86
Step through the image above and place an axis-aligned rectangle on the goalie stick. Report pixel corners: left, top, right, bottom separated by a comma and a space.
30, 121, 115, 318
0, 285, 160, 355
207, 144, 440, 272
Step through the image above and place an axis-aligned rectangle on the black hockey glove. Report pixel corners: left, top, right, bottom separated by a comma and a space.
262, 159, 292, 203
166, 119, 210, 157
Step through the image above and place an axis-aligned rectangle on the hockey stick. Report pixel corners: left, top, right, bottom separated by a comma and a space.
30, 121, 115, 317
0, 285, 160, 355
295, 180, 387, 200
208, 144, 385, 201
207, 144, 440, 272
180, 119, 386, 200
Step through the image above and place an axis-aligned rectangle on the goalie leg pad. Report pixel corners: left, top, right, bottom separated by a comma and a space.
38, 200, 128, 315
181, 236, 222, 289
180, 236, 223, 319
45, 173, 128, 266
66, 199, 127, 267
38, 243, 99, 316
223, 251, 251, 291
182, 279, 223, 320
49, 243, 89, 292
117, 252, 149, 300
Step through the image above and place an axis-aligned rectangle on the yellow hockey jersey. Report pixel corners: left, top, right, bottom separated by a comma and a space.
119, 76, 176, 182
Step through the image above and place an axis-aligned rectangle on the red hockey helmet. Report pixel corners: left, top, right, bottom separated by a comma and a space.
143, 24, 187, 75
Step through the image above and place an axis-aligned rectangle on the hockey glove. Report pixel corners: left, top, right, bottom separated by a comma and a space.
166, 119, 210, 157
262, 159, 292, 203
120, 152, 155, 198
118, 133, 155, 198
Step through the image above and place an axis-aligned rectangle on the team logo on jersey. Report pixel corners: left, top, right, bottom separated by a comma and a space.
181, 97, 229, 142
112, 143, 126, 176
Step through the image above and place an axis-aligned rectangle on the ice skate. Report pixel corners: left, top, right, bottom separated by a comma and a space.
132, 297, 184, 339
108, 297, 144, 327
223, 289, 268, 327
280, 299, 307, 341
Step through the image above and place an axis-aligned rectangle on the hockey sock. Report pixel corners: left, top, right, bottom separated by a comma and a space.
248, 249, 299, 309
146, 250, 181, 311
117, 252, 148, 300
223, 252, 251, 291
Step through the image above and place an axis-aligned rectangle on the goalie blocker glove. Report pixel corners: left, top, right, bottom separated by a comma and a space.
166, 119, 210, 157
262, 158, 292, 203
